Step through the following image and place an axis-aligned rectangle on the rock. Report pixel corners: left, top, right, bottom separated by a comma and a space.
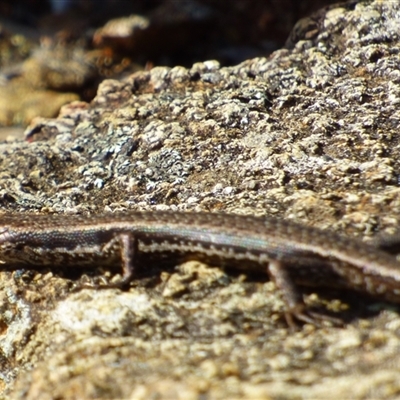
2, 1, 400, 398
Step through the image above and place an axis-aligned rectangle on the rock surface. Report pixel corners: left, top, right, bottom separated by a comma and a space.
0, 0, 339, 128
1, 0, 400, 398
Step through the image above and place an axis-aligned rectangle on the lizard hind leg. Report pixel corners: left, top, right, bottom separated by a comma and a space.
267, 260, 343, 329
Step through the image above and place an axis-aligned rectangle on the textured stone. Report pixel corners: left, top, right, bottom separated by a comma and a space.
1, 1, 400, 399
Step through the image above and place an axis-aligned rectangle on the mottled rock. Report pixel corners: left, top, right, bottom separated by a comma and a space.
1, 1, 400, 399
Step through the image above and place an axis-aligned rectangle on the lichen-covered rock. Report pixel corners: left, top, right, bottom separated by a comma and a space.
2, 1, 400, 399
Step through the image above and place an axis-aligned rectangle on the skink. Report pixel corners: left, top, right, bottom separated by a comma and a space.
0, 211, 399, 326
